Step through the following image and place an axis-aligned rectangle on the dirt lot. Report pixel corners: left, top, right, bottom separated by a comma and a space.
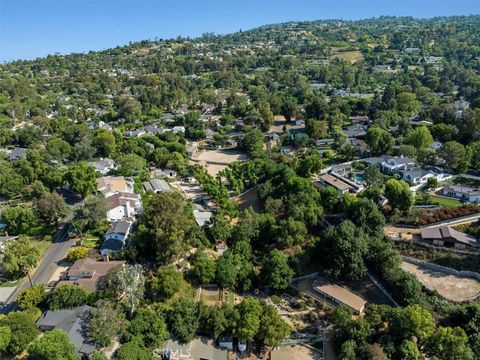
271, 345, 323, 360
270, 118, 304, 134
401, 261, 480, 302
192, 150, 247, 176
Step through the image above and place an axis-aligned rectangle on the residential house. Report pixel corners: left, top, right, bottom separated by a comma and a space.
441, 185, 480, 204
193, 205, 213, 227
313, 278, 367, 314
421, 227, 477, 250
37, 306, 96, 356
317, 174, 354, 195
153, 168, 178, 179
400, 168, 435, 185
163, 338, 228, 360
172, 126, 186, 134
124, 129, 146, 138
96, 176, 134, 197
100, 221, 132, 256
343, 124, 367, 139
105, 192, 142, 221
88, 158, 116, 175
142, 179, 171, 193
380, 156, 416, 174
58, 258, 126, 292
3, 147, 28, 161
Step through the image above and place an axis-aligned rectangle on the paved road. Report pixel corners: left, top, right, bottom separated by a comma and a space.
0, 224, 75, 314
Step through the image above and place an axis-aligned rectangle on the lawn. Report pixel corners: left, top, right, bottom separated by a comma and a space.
82, 234, 102, 249
427, 195, 462, 208
31, 239, 52, 257
331, 50, 363, 63
0, 279, 22, 287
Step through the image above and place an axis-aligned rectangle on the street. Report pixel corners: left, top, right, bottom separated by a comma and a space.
0, 224, 75, 314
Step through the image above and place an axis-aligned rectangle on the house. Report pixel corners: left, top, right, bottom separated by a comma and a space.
105, 192, 142, 221
3, 147, 28, 161
144, 124, 164, 135
172, 126, 186, 134
205, 128, 215, 140
193, 205, 213, 227
124, 129, 146, 138
264, 133, 281, 151
215, 241, 228, 255
37, 306, 96, 356
0, 235, 18, 250
401, 168, 435, 185
88, 158, 116, 175
58, 258, 126, 292
421, 227, 477, 250
153, 168, 178, 179
280, 147, 293, 156
317, 174, 354, 195
343, 124, 367, 139
142, 179, 171, 193
163, 338, 228, 360
96, 176, 133, 197
380, 156, 416, 174
312, 278, 367, 314
442, 185, 480, 204
101, 221, 132, 256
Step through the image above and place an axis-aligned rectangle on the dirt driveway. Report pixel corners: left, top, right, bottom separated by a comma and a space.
401, 261, 480, 302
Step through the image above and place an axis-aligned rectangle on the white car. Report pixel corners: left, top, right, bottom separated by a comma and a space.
238, 338, 247, 352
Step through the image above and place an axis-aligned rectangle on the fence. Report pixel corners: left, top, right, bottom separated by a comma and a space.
367, 273, 400, 307
402, 256, 480, 281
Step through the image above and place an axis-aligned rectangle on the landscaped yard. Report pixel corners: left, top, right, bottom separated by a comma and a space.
31, 239, 52, 257
427, 195, 462, 208
82, 234, 102, 249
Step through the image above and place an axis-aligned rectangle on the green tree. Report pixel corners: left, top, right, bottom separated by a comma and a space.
234, 298, 262, 341
1, 207, 39, 235
151, 267, 183, 300
118, 154, 147, 177
406, 126, 433, 148
114, 341, 154, 360
428, 326, 474, 360
35, 191, 66, 225
384, 179, 413, 213
73, 195, 106, 235
169, 296, 199, 344
89, 299, 126, 347
438, 141, 470, 173
364, 165, 383, 189
64, 162, 97, 198
66, 247, 88, 262
365, 127, 394, 156
238, 128, 264, 156
94, 130, 116, 157
398, 339, 421, 360
396, 92, 420, 115
90, 351, 109, 360
17, 285, 46, 310
0, 311, 39, 355
390, 304, 435, 341
28, 329, 79, 360
134, 191, 195, 264
257, 304, 291, 347
189, 252, 216, 285
0, 326, 11, 353
338, 340, 356, 360
0, 161, 23, 198
346, 198, 385, 237
124, 307, 169, 348
306, 119, 329, 140
0, 236, 40, 278
261, 250, 294, 291
46, 284, 90, 310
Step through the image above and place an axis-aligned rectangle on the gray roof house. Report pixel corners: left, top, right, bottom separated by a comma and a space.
101, 220, 132, 256
88, 158, 116, 175
37, 306, 96, 356
143, 179, 171, 193
421, 226, 477, 250
3, 147, 28, 161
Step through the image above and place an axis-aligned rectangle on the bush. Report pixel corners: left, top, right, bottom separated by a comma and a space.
17, 285, 47, 310
66, 247, 88, 262
46, 284, 90, 310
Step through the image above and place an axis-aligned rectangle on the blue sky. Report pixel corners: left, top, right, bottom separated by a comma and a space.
1, 0, 479, 62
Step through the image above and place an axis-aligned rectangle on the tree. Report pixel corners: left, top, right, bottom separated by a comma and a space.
73, 195, 106, 235
114, 341, 154, 360
0, 311, 39, 355
468, 141, 480, 171
384, 179, 413, 213
28, 329, 79, 360
17, 285, 46, 310
1, 207, 39, 235
207, 213, 232, 244
396, 92, 420, 115
90, 351, 109, 360
234, 298, 263, 341
261, 250, 294, 291
169, 296, 199, 344
189, 252, 216, 285
438, 141, 470, 173
151, 267, 183, 300
215, 251, 240, 290
346, 198, 385, 237
0, 236, 39, 279
124, 307, 169, 348
0, 160, 23, 198
64, 162, 97, 198
66, 247, 88, 262
94, 130, 116, 157
89, 300, 126, 347
406, 126, 433, 148
114, 96, 142, 121
364, 165, 383, 189
338, 340, 356, 360
426, 177, 438, 189
257, 304, 291, 347
135, 192, 195, 264
35, 191, 66, 225
46, 284, 90, 310
280, 96, 298, 121
428, 326, 474, 360
398, 339, 421, 360
0, 326, 11, 353
323, 221, 368, 280
365, 127, 394, 156
306, 119, 329, 140
390, 305, 435, 341
118, 154, 147, 177
238, 128, 264, 156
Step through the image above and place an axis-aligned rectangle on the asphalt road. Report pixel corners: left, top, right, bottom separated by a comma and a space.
0, 224, 75, 314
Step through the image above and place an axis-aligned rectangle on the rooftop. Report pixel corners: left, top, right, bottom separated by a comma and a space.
313, 278, 367, 314
318, 174, 353, 192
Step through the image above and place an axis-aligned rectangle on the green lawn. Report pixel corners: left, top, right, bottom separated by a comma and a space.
428, 195, 462, 208
31, 239, 52, 257
0, 279, 22, 287
82, 235, 102, 249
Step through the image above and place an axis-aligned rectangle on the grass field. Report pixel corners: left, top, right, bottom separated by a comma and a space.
427, 195, 462, 208
331, 50, 363, 63
82, 234, 102, 249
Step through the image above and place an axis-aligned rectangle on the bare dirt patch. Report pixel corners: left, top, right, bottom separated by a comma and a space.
192, 150, 247, 176
401, 261, 480, 302
271, 345, 322, 360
